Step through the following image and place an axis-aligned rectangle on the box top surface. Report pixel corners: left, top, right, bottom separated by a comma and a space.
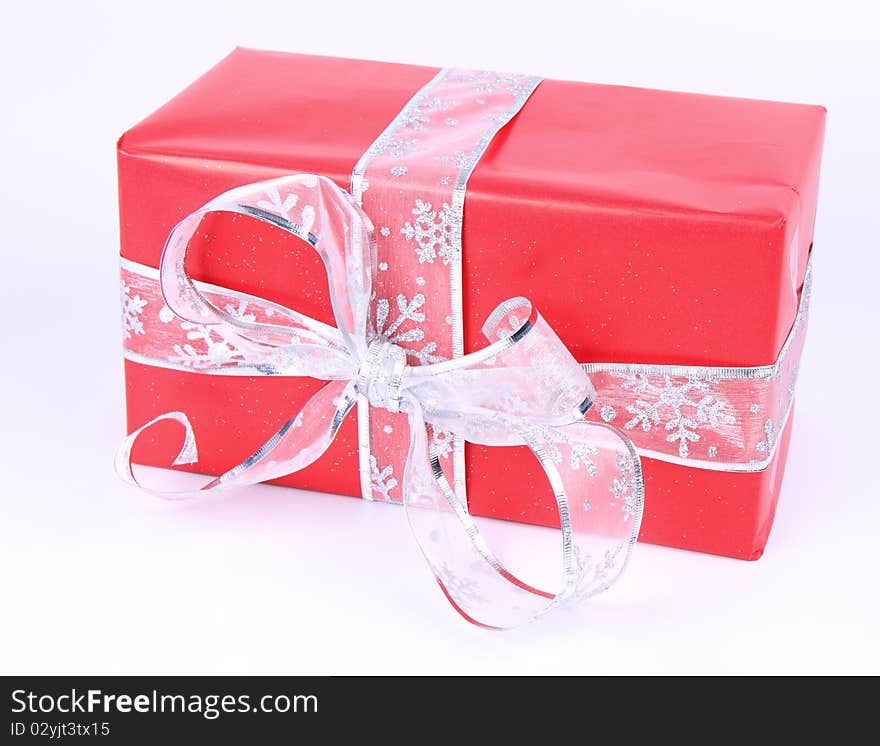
122, 48, 824, 220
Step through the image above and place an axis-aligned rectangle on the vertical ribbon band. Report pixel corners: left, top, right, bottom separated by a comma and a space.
351, 68, 542, 505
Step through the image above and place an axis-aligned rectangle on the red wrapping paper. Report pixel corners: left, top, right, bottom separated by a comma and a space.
119, 48, 825, 559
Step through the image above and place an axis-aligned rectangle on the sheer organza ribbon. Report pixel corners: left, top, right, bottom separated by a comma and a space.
117, 174, 644, 628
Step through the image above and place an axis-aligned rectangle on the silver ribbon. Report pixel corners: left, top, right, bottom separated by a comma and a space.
117, 174, 645, 629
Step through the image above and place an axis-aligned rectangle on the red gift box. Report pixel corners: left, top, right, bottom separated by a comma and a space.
118, 48, 824, 560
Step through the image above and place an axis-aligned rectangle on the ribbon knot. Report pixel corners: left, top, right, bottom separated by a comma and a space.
356, 338, 408, 413
117, 174, 645, 629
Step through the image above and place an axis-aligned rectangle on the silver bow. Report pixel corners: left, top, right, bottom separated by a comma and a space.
117, 174, 644, 628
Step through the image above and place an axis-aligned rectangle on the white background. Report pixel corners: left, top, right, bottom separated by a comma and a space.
2, 0, 878, 675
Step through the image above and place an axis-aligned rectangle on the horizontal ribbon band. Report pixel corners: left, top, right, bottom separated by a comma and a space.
121, 253, 810, 472
583, 257, 811, 472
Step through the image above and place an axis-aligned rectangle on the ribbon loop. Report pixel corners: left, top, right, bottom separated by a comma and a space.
118, 174, 644, 628
404, 297, 596, 443
402, 401, 641, 628
158, 174, 373, 378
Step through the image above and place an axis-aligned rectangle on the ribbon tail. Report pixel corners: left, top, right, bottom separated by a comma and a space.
116, 379, 357, 498
115, 411, 200, 499
401, 403, 644, 628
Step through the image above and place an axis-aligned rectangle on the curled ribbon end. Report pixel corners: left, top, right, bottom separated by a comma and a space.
480, 297, 533, 343
115, 411, 199, 494
171, 421, 199, 466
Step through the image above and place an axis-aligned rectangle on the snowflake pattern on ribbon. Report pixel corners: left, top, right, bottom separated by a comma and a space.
431, 561, 488, 607
616, 373, 735, 458
448, 70, 536, 97
369, 454, 398, 502
610, 451, 641, 520
400, 199, 458, 265
570, 444, 600, 475
121, 280, 147, 339
570, 542, 627, 601
375, 293, 446, 365
224, 301, 256, 323
257, 186, 298, 220
399, 96, 458, 131
756, 419, 777, 455
431, 427, 454, 459
435, 150, 474, 170
528, 425, 601, 475
258, 186, 316, 235
169, 323, 246, 368
374, 135, 420, 159
521, 428, 641, 521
